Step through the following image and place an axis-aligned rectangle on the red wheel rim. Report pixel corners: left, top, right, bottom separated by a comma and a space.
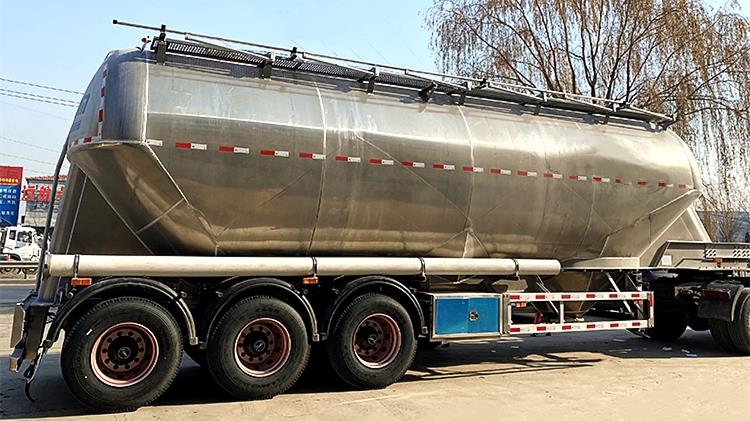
353, 313, 402, 369
234, 318, 292, 377
90, 322, 159, 388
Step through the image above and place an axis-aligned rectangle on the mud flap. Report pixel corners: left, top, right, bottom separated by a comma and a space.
698, 280, 745, 322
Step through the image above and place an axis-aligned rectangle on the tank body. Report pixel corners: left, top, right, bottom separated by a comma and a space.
58, 49, 708, 267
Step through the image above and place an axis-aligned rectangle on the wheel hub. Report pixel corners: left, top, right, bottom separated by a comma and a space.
353, 313, 402, 369
234, 318, 292, 378
90, 322, 159, 387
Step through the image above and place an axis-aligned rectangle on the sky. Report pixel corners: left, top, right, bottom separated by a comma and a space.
0, 0, 748, 177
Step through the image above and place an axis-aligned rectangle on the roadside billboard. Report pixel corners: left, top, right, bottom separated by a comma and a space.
0, 165, 23, 226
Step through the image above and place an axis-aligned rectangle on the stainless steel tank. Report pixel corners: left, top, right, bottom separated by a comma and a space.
53, 46, 710, 313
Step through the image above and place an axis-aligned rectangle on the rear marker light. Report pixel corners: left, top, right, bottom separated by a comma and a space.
71, 277, 92, 286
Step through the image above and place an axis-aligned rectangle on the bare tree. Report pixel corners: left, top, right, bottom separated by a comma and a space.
426, 0, 750, 214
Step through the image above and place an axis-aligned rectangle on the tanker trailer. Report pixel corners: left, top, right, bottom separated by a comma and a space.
9, 21, 750, 412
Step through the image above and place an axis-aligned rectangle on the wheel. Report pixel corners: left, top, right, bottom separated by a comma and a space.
709, 318, 739, 353
646, 308, 687, 341
327, 293, 417, 389
417, 338, 443, 351
727, 289, 750, 354
185, 346, 207, 368
206, 296, 310, 400
60, 296, 183, 412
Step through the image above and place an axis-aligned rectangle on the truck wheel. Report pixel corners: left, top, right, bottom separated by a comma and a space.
727, 289, 750, 354
60, 297, 183, 412
327, 293, 416, 389
206, 296, 310, 400
646, 308, 687, 341
709, 319, 739, 353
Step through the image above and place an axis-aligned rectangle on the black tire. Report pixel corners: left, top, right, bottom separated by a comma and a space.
206, 296, 310, 400
727, 289, 750, 355
60, 296, 183, 412
646, 308, 688, 341
327, 293, 417, 389
709, 318, 739, 353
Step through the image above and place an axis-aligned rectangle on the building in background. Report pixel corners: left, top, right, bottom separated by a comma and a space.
21, 175, 66, 230
0, 165, 23, 227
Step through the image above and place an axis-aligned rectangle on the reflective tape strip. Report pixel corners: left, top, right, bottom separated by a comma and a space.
462, 166, 484, 173
569, 175, 588, 181
401, 161, 425, 168
615, 178, 623, 184
335, 155, 361, 163
543, 172, 563, 179
370, 158, 394, 165
637, 180, 648, 187
517, 170, 537, 177
176, 142, 207, 150
146, 139, 163, 147
658, 180, 667, 188
218, 145, 250, 154
260, 149, 289, 157
507, 319, 649, 334
491, 168, 513, 176
299, 152, 326, 160
433, 163, 455, 171
507, 291, 650, 302
678, 183, 690, 189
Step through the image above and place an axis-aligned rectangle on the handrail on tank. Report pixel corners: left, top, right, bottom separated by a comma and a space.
112, 19, 675, 128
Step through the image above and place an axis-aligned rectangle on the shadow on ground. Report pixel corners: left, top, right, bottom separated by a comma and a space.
0, 329, 739, 419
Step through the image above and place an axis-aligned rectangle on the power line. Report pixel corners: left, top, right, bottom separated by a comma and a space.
0, 152, 57, 166
0, 88, 78, 105
0, 77, 84, 95
0, 135, 59, 153
0, 91, 78, 107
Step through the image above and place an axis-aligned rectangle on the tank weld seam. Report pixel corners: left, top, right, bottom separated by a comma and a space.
307, 83, 327, 255
135, 198, 186, 235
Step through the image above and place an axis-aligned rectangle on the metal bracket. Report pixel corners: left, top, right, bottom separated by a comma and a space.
418, 81, 438, 102
359, 66, 379, 94
155, 24, 168, 64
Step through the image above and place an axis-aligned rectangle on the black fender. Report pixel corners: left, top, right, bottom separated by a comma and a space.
323, 275, 427, 338
698, 281, 748, 322
201, 277, 319, 347
45, 277, 197, 346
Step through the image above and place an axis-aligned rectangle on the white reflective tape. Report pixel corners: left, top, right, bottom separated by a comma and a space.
527, 171, 538, 177
381, 159, 394, 166
552, 173, 562, 179
500, 169, 512, 175
412, 162, 425, 168
443, 164, 455, 171
275, 150, 290, 157
312, 153, 325, 160
601, 177, 611, 183
191, 143, 207, 151
348, 156, 361, 163
146, 139, 163, 147
473, 167, 484, 173
233, 147, 250, 154
578, 175, 588, 181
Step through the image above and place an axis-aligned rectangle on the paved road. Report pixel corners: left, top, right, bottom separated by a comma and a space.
0, 280, 34, 314
1, 281, 749, 420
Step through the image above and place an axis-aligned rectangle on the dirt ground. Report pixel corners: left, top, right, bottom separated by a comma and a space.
1, 308, 749, 421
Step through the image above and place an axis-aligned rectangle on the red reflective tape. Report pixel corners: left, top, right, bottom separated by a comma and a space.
463, 166, 474, 172
336, 155, 348, 161
517, 170, 529, 176
100, 87, 105, 97
561, 294, 571, 299
402, 161, 414, 166
509, 295, 521, 300
535, 294, 546, 300
218, 146, 234, 152
586, 324, 597, 329
610, 323, 620, 328
260, 149, 275, 156
637, 180, 648, 187
175, 142, 191, 149
593, 176, 602, 182
299, 152, 314, 159
658, 180, 667, 187
609, 293, 619, 298
371, 158, 382, 164
678, 183, 687, 189
536, 326, 547, 332
510, 327, 521, 333
562, 325, 573, 331
544, 172, 554, 178
569, 175, 578, 180
98, 109, 104, 122
586, 293, 596, 299
433, 163, 443, 169
632, 321, 642, 327
83, 137, 92, 143
615, 178, 623, 184
631, 293, 641, 298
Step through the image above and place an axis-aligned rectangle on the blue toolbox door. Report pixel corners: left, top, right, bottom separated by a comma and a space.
434, 297, 469, 335
467, 297, 500, 334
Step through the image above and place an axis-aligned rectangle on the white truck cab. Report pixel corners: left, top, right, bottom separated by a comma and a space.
1, 225, 41, 261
